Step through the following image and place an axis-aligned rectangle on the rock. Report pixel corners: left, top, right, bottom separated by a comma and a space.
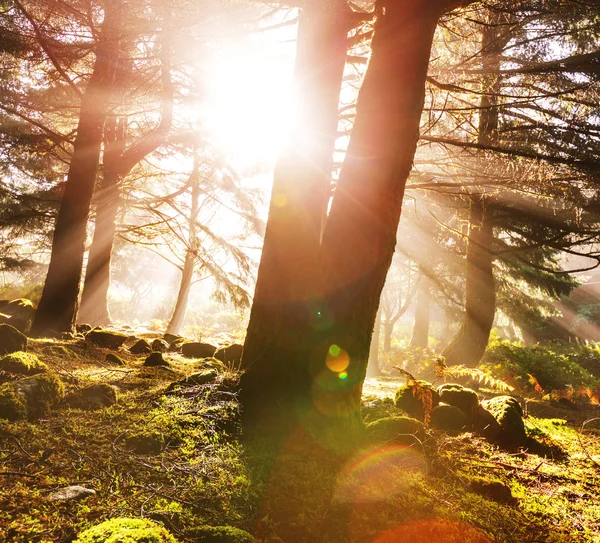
130, 338, 152, 354
144, 352, 170, 367
169, 337, 186, 352
394, 380, 440, 420
75, 323, 93, 334
152, 338, 169, 352
430, 404, 469, 436
469, 479, 516, 504
74, 518, 179, 543
472, 405, 502, 441
437, 383, 479, 417
0, 324, 27, 356
64, 384, 118, 410
0, 372, 64, 420
181, 342, 217, 359
163, 333, 181, 344
365, 416, 425, 446
125, 431, 164, 454
0, 352, 47, 376
47, 485, 96, 502
214, 344, 244, 368
166, 370, 218, 392
189, 525, 255, 543
105, 353, 126, 366
481, 396, 526, 446
0, 298, 35, 333
86, 330, 128, 349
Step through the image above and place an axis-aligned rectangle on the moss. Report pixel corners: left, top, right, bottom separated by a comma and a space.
105, 353, 126, 366
393, 380, 440, 420
0, 382, 28, 421
481, 396, 526, 446
430, 404, 469, 436
74, 517, 179, 542
125, 431, 165, 455
437, 383, 479, 416
0, 351, 47, 375
64, 383, 118, 410
190, 526, 255, 543
13, 372, 64, 419
365, 416, 425, 446
86, 330, 129, 349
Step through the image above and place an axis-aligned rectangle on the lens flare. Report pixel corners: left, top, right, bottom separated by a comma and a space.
326, 344, 349, 373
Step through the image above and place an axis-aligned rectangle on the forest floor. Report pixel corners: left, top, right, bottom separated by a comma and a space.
1, 336, 599, 543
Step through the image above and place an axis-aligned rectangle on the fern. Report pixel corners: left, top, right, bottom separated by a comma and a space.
441, 364, 515, 393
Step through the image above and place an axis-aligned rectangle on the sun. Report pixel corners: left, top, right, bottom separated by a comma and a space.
200, 36, 297, 166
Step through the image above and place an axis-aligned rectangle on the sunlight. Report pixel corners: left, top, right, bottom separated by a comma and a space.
200, 39, 296, 166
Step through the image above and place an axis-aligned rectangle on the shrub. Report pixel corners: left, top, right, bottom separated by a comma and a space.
481, 340, 598, 392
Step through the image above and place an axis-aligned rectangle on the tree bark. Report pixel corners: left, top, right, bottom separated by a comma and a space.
32, 0, 122, 336
442, 197, 495, 366
240, 2, 351, 419
410, 275, 432, 348
77, 117, 125, 326
366, 307, 382, 377
166, 152, 201, 336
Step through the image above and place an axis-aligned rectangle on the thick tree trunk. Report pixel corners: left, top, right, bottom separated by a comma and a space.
382, 321, 394, 353
366, 308, 382, 377
442, 197, 495, 366
32, 0, 121, 336
78, 117, 125, 326
240, 2, 351, 419
410, 276, 432, 348
309, 1, 446, 422
166, 152, 200, 336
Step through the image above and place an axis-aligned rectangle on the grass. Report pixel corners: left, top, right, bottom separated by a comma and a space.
0, 337, 599, 542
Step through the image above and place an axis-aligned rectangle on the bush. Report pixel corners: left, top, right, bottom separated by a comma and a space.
74, 517, 179, 542
481, 340, 598, 392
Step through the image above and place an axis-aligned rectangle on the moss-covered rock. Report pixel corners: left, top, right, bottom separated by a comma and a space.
430, 404, 469, 436
481, 396, 526, 446
0, 324, 27, 356
64, 384, 118, 410
214, 344, 244, 368
86, 330, 128, 349
181, 342, 217, 359
130, 339, 152, 354
190, 525, 255, 543
13, 372, 64, 419
0, 351, 47, 375
365, 416, 425, 446
144, 352, 170, 367
74, 517, 179, 542
0, 298, 35, 333
437, 383, 479, 417
166, 369, 218, 392
151, 339, 169, 353
472, 405, 503, 441
105, 353, 126, 366
393, 380, 440, 420
0, 383, 28, 420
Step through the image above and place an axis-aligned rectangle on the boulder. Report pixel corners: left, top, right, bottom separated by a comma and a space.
0, 324, 27, 356
481, 396, 526, 446
430, 404, 469, 436
214, 344, 244, 368
64, 383, 118, 410
86, 330, 128, 349
437, 383, 480, 417
130, 339, 152, 354
74, 518, 179, 543
181, 342, 217, 359
152, 338, 169, 352
189, 526, 255, 543
0, 372, 64, 420
47, 485, 96, 502
394, 380, 440, 420
365, 416, 425, 446
472, 405, 503, 442
105, 353, 126, 366
144, 352, 170, 367
0, 352, 47, 376
0, 298, 35, 333
166, 369, 218, 392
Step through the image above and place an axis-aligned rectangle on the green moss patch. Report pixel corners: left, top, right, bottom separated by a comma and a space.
0, 383, 28, 421
430, 404, 469, 436
74, 517, 179, 542
0, 352, 47, 376
437, 383, 479, 416
394, 380, 440, 420
365, 416, 425, 446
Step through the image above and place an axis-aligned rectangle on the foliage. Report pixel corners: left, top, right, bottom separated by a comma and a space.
481, 340, 599, 392
74, 517, 179, 543
393, 378, 440, 424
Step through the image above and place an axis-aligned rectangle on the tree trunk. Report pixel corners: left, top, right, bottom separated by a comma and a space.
166, 151, 200, 336
309, 1, 446, 422
442, 197, 495, 366
240, 2, 351, 420
410, 275, 432, 348
78, 117, 125, 326
382, 321, 394, 353
366, 308, 382, 377
32, 0, 121, 336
